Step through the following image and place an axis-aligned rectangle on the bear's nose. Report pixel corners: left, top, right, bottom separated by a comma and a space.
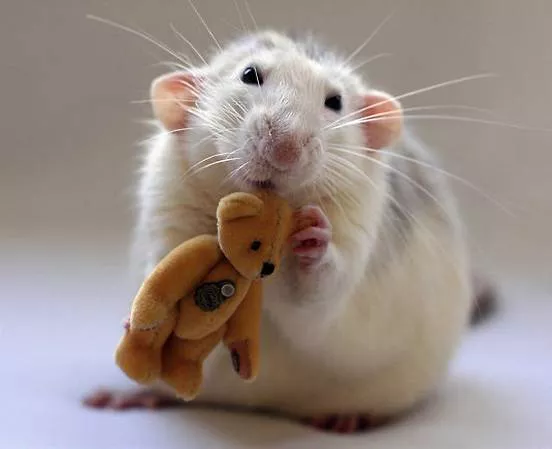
260, 262, 275, 277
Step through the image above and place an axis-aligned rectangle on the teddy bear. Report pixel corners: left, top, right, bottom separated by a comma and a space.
115, 190, 296, 400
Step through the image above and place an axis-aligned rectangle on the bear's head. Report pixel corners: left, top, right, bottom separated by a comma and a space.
216, 191, 294, 280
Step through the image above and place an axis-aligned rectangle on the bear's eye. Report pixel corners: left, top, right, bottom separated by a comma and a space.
241, 66, 263, 86
250, 240, 262, 251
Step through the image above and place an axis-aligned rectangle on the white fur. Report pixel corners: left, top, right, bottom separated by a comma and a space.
133, 31, 472, 418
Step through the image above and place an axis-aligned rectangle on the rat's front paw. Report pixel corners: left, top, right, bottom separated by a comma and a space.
291, 205, 332, 270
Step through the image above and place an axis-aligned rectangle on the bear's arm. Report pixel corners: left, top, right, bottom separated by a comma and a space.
130, 234, 222, 330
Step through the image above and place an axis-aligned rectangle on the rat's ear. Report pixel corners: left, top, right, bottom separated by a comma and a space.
217, 192, 264, 223
361, 90, 403, 149
150, 71, 200, 131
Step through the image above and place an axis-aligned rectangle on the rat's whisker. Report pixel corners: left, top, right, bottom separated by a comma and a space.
223, 160, 250, 186
175, 78, 205, 96
335, 143, 514, 216
399, 114, 552, 132
326, 155, 379, 203
324, 163, 364, 206
343, 9, 397, 66
229, 97, 248, 115
349, 53, 393, 72
169, 23, 208, 65
188, 104, 232, 127
329, 104, 500, 130
243, 0, 259, 31
189, 157, 241, 177
326, 157, 404, 237
330, 146, 449, 215
324, 171, 361, 210
399, 104, 498, 117
139, 127, 195, 144
187, 0, 222, 51
328, 153, 445, 256
131, 98, 198, 105
334, 113, 552, 134
219, 18, 244, 34
189, 133, 216, 151
232, 0, 249, 33
316, 180, 350, 219
188, 107, 232, 129
189, 124, 241, 150
317, 138, 360, 209
86, 15, 192, 67
185, 149, 241, 176
153, 61, 190, 72
220, 102, 245, 123
325, 73, 497, 130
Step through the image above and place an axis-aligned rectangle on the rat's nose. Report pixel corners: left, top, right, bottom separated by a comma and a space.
260, 262, 275, 277
270, 138, 301, 168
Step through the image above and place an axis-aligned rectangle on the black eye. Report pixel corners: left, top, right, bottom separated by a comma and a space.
250, 240, 262, 251
241, 66, 263, 86
324, 94, 342, 112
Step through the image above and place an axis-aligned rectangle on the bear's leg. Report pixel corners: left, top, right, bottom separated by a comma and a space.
223, 280, 262, 381
115, 310, 177, 385
161, 326, 227, 401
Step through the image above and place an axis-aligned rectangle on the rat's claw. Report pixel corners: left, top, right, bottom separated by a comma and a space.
291, 205, 332, 270
301, 413, 390, 433
293, 205, 332, 231
83, 389, 181, 410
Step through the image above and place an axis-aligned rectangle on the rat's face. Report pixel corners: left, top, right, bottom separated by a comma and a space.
151, 32, 402, 196
208, 47, 338, 193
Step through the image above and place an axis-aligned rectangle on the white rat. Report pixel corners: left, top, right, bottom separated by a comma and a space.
86, 31, 493, 433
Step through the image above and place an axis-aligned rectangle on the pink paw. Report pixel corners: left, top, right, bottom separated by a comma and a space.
291, 205, 332, 270
83, 388, 181, 411
301, 413, 390, 433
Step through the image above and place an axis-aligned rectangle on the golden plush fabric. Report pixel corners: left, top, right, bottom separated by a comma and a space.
115, 190, 294, 400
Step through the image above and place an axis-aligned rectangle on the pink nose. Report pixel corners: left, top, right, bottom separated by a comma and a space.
270, 138, 301, 168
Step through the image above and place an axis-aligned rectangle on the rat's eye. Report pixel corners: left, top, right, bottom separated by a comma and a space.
324, 94, 342, 112
241, 66, 263, 86
250, 240, 262, 251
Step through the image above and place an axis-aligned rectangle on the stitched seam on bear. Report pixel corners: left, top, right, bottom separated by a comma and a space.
132, 318, 166, 332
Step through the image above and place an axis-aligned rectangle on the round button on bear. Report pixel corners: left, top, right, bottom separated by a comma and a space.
221, 282, 236, 298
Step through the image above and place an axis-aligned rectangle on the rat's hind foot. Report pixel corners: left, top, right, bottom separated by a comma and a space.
301, 413, 390, 433
83, 388, 181, 410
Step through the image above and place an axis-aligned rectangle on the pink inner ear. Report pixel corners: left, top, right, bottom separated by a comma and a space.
150, 72, 198, 131
361, 91, 403, 150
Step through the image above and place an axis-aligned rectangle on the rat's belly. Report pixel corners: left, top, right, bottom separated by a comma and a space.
196, 240, 471, 417
175, 262, 251, 340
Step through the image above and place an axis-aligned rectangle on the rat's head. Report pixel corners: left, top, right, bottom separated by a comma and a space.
216, 190, 293, 280
151, 31, 402, 195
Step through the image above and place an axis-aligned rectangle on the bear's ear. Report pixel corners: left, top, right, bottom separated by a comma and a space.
217, 192, 264, 223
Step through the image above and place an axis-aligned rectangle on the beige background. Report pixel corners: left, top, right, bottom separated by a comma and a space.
2, 2, 552, 447
2, 0, 551, 287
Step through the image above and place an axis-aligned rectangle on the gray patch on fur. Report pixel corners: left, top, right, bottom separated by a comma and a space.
372, 135, 451, 268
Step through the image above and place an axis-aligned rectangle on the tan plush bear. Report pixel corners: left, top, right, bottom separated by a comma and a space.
115, 190, 295, 400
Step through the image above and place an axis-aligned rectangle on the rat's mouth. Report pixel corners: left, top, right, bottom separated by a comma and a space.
246, 179, 275, 190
